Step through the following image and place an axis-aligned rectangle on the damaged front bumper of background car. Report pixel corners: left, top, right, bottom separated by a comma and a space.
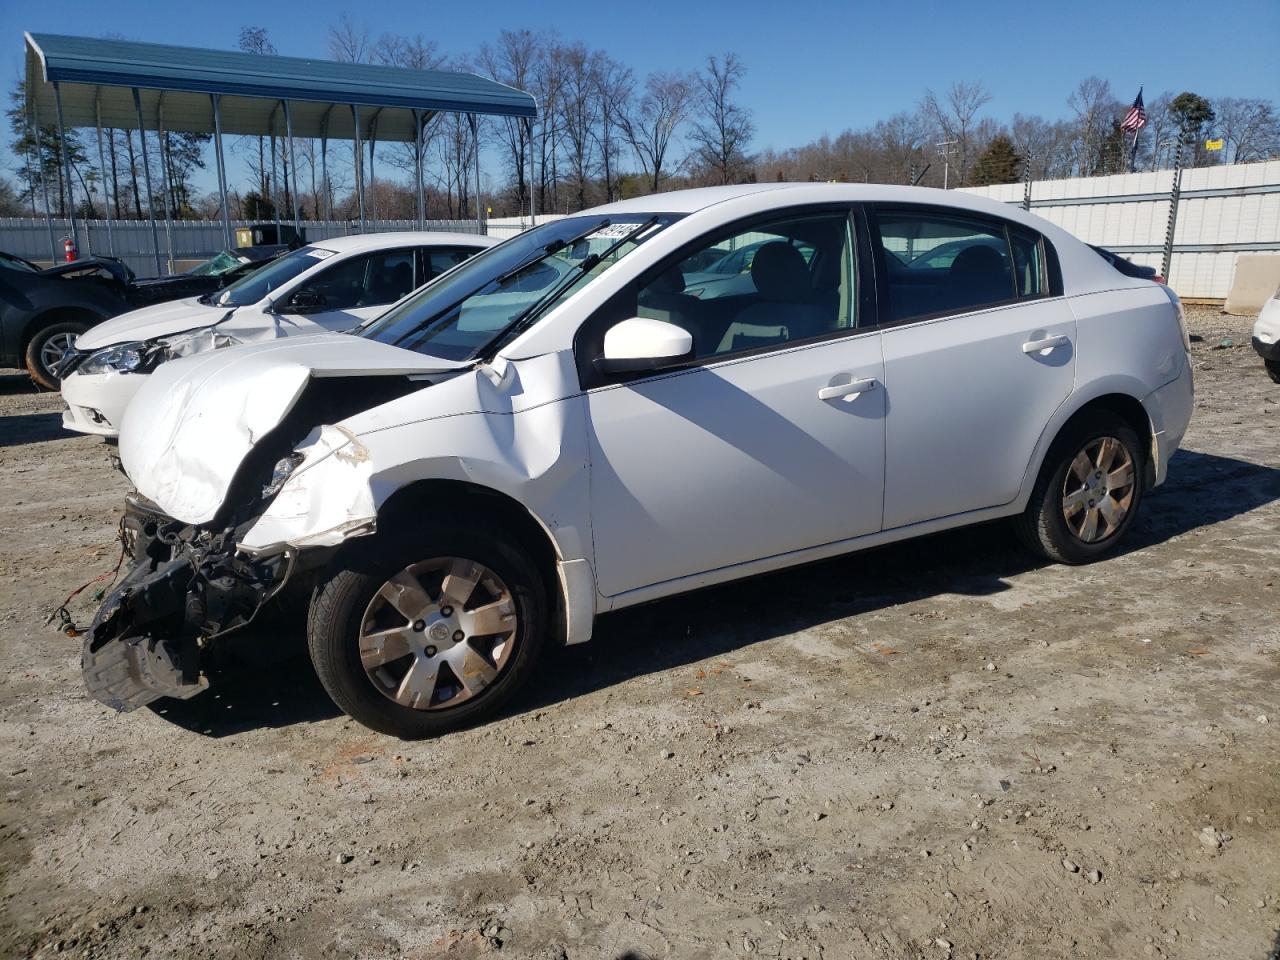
82, 492, 297, 711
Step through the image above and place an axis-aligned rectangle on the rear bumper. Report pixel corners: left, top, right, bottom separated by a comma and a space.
1142, 357, 1195, 488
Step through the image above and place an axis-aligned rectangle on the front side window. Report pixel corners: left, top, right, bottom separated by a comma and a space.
293, 249, 416, 310
361, 214, 677, 361
591, 210, 856, 364
213, 246, 332, 307
872, 210, 1016, 323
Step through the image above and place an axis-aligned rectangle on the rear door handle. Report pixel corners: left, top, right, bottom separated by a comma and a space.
1022, 334, 1070, 354
818, 377, 878, 401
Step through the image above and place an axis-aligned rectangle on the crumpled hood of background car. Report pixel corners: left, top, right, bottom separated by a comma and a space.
117, 333, 469, 525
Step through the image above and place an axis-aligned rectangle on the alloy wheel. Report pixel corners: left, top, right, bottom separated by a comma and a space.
40, 332, 76, 378
358, 557, 518, 710
1061, 436, 1136, 543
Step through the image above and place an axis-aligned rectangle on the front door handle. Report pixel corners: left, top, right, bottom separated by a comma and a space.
1022, 334, 1070, 354
818, 377, 878, 401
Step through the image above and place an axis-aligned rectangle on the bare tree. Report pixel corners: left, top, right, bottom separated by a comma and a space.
237, 27, 276, 201
1067, 76, 1120, 175
688, 53, 754, 185
1213, 97, 1280, 163
922, 80, 992, 186
593, 54, 633, 203
620, 71, 693, 194
328, 14, 370, 64
478, 30, 543, 215
557, 43, 601, 210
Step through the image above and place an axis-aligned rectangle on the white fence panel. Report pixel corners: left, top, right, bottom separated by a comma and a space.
962, 159, 1280, 299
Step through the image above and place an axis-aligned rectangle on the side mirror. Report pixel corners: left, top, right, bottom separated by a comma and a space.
594, 317, 694, 375
287, 290, 327, 312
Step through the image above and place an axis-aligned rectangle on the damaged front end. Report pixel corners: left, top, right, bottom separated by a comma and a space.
82, 492, 294, 712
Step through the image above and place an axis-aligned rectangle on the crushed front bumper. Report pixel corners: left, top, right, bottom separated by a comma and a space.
82, 493, 294, 712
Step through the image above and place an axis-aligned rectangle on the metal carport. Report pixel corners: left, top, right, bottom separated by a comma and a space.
23, 32, 537, 272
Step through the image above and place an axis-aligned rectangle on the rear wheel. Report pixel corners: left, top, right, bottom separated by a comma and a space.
1266, 359, 1280, 384
1015, 412, 1145, 564
307, 524, 546, 738
25, 320, 89, 390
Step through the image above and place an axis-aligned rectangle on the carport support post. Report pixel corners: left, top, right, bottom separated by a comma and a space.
131, 87, 163, 276
413, 109, 424, 229
210, 94, 233, 250
28, 101, 57, 262
319, 107, 332, 223
283, 100, 300, 236
269, 105, 281, 239
156, 96, 177, 274
51, 81, 78, 255
351, 105, 366, 233
524, 117, 536, 226
469, 113, 483, 235
94, 92, 115, 256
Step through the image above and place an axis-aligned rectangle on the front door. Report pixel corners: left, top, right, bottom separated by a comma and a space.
583, 207, 886, 598
278, 247, 420, 332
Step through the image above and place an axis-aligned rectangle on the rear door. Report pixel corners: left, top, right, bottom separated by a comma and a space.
870, 205, 1076, 529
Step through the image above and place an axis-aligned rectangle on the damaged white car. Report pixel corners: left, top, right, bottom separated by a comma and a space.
83, 184, 1194, 738
59, 232, 495, 437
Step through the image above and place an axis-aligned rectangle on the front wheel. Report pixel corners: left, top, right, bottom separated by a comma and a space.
26, 320, 89, 390
1015, 413, 1145, 564
1266, 359, 1280, 384
307, 525, 547, 738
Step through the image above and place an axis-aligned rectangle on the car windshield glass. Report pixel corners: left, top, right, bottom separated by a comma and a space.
0, 252, 38, 273
213, 246, 331, 306
360, 214, 677, 361
188, 251, 242, 277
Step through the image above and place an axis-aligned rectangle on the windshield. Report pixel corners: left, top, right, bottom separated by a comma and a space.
213, 245, 331, 306
360, 214, 677, 361
188, 250, 242, 277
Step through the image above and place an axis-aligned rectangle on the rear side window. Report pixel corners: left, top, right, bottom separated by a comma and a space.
871, 209, 1018, 323
1009, 228, 1046, 297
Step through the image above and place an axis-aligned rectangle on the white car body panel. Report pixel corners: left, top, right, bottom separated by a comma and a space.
118, 333, 468, 525
881, 297, 1076, 528
111, 184, 1195, 648
62, 233, 496, 437
585, 334, 886, 597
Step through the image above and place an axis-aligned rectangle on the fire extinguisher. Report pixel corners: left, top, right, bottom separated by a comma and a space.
62, 236, 78, 262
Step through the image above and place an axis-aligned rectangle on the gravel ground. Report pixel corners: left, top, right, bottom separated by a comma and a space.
1, 305, 1278, 960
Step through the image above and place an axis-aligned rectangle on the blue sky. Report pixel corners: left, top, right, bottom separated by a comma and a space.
2, 0, 1277, 194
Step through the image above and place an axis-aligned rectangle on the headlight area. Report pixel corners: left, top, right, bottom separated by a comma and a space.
82, 492, 296, 712
75, 328, 237, 377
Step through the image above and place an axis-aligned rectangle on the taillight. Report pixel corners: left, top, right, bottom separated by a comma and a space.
1153, 274, 1167, 285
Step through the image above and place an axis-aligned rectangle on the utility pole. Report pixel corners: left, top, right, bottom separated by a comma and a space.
937, 139, 957, 189
1161, 126, 1189, 282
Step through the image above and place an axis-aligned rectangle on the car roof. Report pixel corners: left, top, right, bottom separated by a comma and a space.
311, 231, 498, 255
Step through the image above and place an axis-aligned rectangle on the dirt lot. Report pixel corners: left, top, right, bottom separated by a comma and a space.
1, 306, 1278, 960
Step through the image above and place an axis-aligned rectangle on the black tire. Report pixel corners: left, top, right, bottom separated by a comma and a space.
306, 523, 547, 738
25, 319, 90, 391
1266, 359, 1280, 384
1015, 412, 1145, 564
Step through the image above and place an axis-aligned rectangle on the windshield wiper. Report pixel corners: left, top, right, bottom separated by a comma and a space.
480, 216, 659, 361
492, 219, 611, 287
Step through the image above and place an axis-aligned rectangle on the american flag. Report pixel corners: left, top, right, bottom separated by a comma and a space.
1121, 88, 1147, 133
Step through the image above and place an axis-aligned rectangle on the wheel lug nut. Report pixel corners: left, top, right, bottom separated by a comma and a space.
453, 630, 464, 642
425, 645, 437, 657
441, 606, 453, 617
413, 620, 425, 632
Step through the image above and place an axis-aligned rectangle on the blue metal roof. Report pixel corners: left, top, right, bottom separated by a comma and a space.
24, 32, 536, 141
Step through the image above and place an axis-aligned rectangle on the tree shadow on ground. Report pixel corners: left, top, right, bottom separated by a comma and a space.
146, 448, 1280, 738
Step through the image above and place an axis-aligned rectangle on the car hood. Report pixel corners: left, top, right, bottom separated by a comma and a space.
75, 297, 224, 350
118, 333, 470, 525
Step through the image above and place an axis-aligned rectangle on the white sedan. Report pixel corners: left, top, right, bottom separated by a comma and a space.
58, 232, 495, 437
83, 183, 1193, 738
1253, 284, 1280, 382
